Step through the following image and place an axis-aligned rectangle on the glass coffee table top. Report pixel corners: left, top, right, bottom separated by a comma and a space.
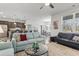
25, 44, 48, 56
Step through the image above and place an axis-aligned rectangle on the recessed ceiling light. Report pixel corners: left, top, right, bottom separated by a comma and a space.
3, 16, 6, 18
0, 12, 3, 14
45, 3, 50, 6
14, 22, 16, 25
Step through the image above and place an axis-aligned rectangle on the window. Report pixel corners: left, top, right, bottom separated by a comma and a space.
63, 15, 73, 32
75, 13, 79, 32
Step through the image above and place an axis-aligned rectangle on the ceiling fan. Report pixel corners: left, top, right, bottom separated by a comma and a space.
40, 3, 54, 10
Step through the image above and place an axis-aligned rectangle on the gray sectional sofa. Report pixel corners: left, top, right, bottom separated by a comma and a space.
51, 32, 79, 49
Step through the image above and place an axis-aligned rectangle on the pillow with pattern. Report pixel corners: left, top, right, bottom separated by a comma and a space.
72, 36, 79, 42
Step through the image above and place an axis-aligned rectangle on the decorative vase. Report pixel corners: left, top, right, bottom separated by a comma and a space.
32, 42, 39, 53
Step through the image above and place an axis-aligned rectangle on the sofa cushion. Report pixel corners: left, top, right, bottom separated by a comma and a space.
13, 33, 29, 42
15, 34, 20, 42
20, 34, 27, 41
0, 48, 14, 56
16, 38, 44, 47
72, 36, 79, 42
16, 39, 35, 47
0, 42, 12, 50
61, 38, 70, 41
26, 33, 34, 39
13, 33, 20, 42
58, 32, 74, 40
33, 32, 40, 38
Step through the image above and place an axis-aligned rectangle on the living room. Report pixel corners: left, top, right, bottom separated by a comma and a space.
1, 1, 79, 57
0, 3, 51, 56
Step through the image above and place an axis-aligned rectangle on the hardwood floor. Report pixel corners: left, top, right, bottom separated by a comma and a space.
15, 42, 79, 56
48, 42, 79, 56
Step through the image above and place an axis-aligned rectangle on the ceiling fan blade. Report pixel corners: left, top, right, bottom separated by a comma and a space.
49, 3, 54, 8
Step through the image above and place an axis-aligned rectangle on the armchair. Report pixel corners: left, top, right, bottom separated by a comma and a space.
0, 41, 14, 56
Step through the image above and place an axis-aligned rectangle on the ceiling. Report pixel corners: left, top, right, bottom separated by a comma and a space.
0, 3, 79, 21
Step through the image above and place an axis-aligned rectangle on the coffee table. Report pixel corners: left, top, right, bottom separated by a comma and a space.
25, 44, 48, 56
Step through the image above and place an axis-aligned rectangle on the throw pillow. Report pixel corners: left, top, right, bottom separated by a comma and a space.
26, 33, 34, 39
20, 34, 27, 41
72, 36, 79, 42
33, 32, 40, 38
13, 33, 20, 42
16, 35, 20, 42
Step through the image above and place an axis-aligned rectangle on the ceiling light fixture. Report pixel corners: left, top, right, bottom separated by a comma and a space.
14, 22, 16, 25
45, 3, 50, 6
3, 16, 6, 18
40, 3, 54, 9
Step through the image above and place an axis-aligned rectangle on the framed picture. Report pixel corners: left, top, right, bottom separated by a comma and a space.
0, 25, 7, 38
53, 21, 59, 29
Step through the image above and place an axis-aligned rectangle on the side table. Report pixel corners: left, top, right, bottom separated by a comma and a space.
50, 36, 57, 42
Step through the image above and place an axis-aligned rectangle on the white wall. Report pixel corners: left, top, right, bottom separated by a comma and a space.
25, 19, 43, 32
51, 7, 79, 36
25, 16, 51, 33
51, 16, 62, 36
